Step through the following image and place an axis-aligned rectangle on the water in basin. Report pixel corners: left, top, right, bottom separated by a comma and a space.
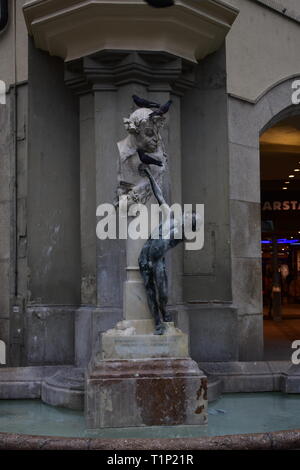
0, 393, 299, 438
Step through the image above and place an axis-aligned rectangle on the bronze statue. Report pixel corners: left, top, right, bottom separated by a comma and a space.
138, 166, 198, 335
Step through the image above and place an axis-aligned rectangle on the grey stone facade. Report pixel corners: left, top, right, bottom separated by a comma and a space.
0, 0, 300, 372
4, 53, 298, 367
0, 61, 299, 367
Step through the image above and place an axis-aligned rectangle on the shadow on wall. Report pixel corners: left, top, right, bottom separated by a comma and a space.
143, 0, 175, 7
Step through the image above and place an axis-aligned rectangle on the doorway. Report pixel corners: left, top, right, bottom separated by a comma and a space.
260, 115, 300, 360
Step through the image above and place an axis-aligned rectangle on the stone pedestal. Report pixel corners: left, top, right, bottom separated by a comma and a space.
86, 357, 207, 428
86, 320, 207, 428
123, 220, 154, 321
101, 321, 189, 360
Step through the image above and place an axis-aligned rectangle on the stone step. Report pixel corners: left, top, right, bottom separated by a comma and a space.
41, 368, 84, 410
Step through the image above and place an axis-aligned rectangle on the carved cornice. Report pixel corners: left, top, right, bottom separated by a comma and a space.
23, 0, 238, 63
65, 50, 196, 94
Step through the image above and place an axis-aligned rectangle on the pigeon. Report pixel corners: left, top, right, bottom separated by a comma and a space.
132, 95, 160, 109
149, 100, 172, 118
144, 0, 175, 7
137, 149, 163, 167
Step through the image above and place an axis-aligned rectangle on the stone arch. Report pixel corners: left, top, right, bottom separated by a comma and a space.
261, 103, 300, 136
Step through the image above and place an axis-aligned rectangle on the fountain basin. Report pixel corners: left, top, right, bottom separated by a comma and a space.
0, 392, 300, 450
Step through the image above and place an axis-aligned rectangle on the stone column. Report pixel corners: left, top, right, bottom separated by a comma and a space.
66, 55, 124, 366
123, 221, 152, 322
271, 234, 282, 321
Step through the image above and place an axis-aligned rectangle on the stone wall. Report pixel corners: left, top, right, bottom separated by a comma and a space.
226, 0, 300, 102
25, 39, 81, 365
1, 0, 300, 366
181, 47, 238, 362
0, 0, 28, 87
0, 91, 13, 364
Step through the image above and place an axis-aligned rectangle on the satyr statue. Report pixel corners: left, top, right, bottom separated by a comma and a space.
138, 166, 200, 335
117, 95, 199, 336
116, 106, 167, 206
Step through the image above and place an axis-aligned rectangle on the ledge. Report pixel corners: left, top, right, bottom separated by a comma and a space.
199, 361, 300, 395
0, 366, 84, 409
23, 0, 238, 63
0, 365, 219, 410
0, 362, 299, 411
0, 429, 300, 450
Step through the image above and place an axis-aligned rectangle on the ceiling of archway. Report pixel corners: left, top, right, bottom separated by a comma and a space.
260, 115, 300, 185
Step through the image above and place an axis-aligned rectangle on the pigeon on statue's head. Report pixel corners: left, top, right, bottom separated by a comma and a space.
143, 0, 175, 7
149, 100, 172, 118
132, 95, 160, 109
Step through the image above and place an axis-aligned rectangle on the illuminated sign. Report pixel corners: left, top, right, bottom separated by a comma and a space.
261, 239, 300, 244
262, 201, 300, 211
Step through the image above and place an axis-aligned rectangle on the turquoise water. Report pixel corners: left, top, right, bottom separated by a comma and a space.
0, 393, 299, 438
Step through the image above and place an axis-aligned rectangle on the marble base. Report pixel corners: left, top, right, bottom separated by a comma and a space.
100, 321, 189, 360
85, 357, 208, 429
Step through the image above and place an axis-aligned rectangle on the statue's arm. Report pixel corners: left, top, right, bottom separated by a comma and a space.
144, 168, 165, 206
143, 168, 171, 223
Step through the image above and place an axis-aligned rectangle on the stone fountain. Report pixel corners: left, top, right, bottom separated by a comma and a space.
85, 99, 207, 429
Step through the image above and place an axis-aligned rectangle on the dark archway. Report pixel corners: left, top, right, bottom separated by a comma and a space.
260, 114, 300, 360
228, 77, 300, 361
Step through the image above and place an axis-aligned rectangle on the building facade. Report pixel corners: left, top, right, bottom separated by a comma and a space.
0, 0, 300, 370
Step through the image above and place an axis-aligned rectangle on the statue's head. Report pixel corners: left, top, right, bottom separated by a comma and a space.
123, 108, 165, 153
